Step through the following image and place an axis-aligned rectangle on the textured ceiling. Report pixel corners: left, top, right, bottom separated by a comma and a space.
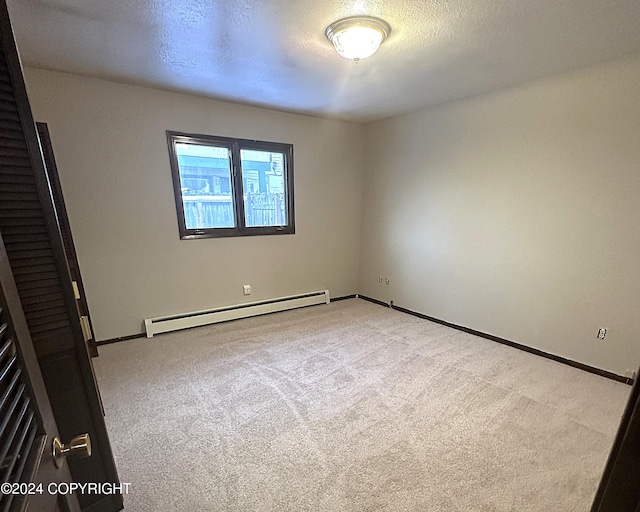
7, 0, 640, 122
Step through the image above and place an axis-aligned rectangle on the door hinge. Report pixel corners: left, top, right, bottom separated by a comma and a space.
72, 281, 81, 300
80, 316, 93, 342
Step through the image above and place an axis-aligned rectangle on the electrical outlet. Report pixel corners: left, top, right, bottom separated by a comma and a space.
243, 284, 251, 295
385, 278, 390, 285
597, 328, 607, 340
378, 276, 383, 284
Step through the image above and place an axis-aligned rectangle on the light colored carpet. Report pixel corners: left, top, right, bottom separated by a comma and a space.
93, 299, 630, 511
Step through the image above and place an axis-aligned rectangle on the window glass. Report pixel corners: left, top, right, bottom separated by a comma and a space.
240, 149, 288, 228
175, 143, 235, 229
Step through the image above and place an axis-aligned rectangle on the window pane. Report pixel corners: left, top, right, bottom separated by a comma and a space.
175, 143, 235, 229
240, 149, 287, 227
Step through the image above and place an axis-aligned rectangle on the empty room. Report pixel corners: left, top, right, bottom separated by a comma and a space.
0, 0, 639, 511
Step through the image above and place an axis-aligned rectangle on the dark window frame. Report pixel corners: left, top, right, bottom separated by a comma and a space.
167, 131, 295, 240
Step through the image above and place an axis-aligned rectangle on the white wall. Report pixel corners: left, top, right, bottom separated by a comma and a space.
24, 68, 364, 341
359, 55, 640, 376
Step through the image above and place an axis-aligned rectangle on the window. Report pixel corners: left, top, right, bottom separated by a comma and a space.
167, 131, 295, 239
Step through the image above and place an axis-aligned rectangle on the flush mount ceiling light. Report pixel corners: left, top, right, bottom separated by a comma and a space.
325, 16, 391, 62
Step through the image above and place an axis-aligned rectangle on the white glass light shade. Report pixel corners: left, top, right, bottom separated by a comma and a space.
326, 16, 391, 61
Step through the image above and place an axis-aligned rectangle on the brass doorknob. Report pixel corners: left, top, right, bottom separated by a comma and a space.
53, 434, 91, 468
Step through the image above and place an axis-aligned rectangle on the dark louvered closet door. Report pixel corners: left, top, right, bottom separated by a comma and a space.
0, 1, 122, 511
36, 123, 98, 358
0, 308, 39, 512
0, 239, 80, 512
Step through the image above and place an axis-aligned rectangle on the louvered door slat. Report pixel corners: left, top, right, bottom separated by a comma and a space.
0, 382, 24, 438
0, 137, 25, 150
1, 421, 37, 512
23, 310, 68, 326
0, 222, 46, 232
0, 210, 43, 219
2, 232, 49, 244
0, 369, 20, 412
14, 278, 59, 291
0, 394, 30, 470
0, 168, 37, 183
4, 249, 53, 260
0, 81, 13, 94
13, 270, 58, 283
4, 276, 56, 295
0, 421, 37, 512
0, 178, 33, 190
0, 99, 17, 113
11, 265, 57, 277
0, 220, 47, 231
0, 121, 22, 135
19, 286, 61, 299
19, 306, 66, 321
0, 352, 15, 382
0, 410, 34, 483
29, 321, 70, 335
0, 158, 31, 168
0, 174, 37, 185
0, 140, 27, 155
19, 292, 64, 307
0, 191, 40, 202
0, 301, 47, 512
0, 200, 42, 211
5, 258, 53, 269
22, 299, 66, 315
0, 332, 8, 356
0, 241, 51, 253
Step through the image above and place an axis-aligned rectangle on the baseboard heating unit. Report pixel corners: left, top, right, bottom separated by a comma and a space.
144, 290, 330, 338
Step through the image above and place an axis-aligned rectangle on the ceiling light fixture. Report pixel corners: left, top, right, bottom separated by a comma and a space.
325, 16, 391, 62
